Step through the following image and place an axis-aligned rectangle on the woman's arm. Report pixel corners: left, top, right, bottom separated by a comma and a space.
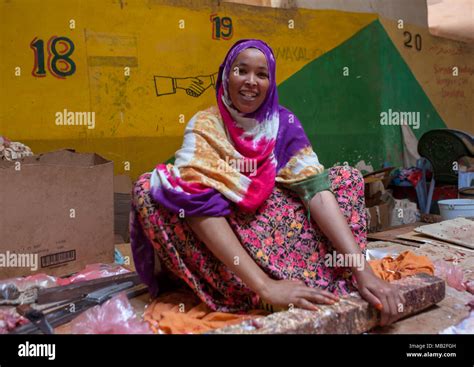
309, 190, 405, 326
186, 216, 338, 310
186, 216, 269, 292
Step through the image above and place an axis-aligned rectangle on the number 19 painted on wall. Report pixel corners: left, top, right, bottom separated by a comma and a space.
210, 14, 233, 40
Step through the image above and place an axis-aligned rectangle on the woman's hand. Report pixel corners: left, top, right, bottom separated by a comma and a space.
259, 278, 340, 311
354, 269, 406, 326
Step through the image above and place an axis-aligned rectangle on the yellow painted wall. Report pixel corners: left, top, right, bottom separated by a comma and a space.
0, 0, 376, 179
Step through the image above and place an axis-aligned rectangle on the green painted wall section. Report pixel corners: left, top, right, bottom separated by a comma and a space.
278, 20, 447, 171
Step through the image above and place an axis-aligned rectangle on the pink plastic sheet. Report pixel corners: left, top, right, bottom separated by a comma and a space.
434, 260, 467, 292
71, 292, 152, 334
0, 308, 28, 334
56, 264, 130, 286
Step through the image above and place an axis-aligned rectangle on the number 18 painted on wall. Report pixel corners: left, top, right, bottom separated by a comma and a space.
30, 36, 76, 78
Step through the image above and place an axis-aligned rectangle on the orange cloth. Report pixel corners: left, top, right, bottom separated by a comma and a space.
143, 290, 267, 334
369, 250, 434, 281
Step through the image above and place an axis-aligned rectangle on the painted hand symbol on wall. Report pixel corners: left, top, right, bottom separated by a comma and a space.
154, 73, 217, 98
176, 77, 205, 96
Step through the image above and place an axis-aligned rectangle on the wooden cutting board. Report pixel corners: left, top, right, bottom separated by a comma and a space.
413, 218, 474, 249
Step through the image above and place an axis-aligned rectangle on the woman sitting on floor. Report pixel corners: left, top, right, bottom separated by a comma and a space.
131, 39, 404, 326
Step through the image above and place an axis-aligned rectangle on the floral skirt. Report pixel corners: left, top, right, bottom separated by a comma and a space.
130, 166, 367, 312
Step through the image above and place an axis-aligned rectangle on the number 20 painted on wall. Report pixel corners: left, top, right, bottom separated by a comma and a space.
30, 36, 76, 78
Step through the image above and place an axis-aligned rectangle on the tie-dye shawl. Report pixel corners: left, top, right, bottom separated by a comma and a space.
150, 39, 330, 217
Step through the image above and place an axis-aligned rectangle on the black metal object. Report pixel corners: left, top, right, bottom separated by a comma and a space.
418, 129, 473, 185
16, 305, 54, 334
37, 272, 141, 304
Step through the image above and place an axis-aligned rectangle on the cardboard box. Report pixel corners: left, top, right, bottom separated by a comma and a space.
364, 167, 393, 207
390, 198, 419, 226
0, 150, 114, 279
114, 175, 132, 243
366, 202, 391, 233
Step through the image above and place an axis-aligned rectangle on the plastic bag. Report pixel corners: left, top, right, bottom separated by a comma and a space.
0, 273, 58, 293
466, 281, 474, 295
1, 264, 131, 304
0, 274, 58, 304
434, 260, 466, 292
56, 264, 130, 286
0, 308, 28, 334
70, 292, 152, 334
440, 311, 474, 334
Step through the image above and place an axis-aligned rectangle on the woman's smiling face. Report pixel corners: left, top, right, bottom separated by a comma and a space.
228, 48, 270, 114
